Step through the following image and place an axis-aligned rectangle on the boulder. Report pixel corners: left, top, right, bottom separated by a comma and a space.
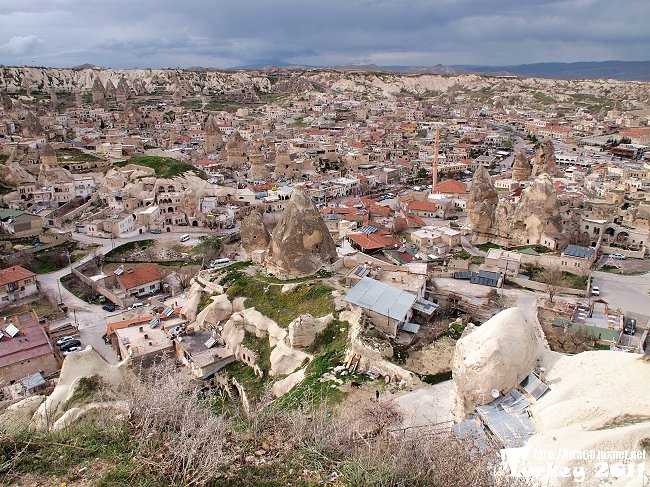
287, 314, 327, 349
450, 307, 541, 421
196, 293, 233, 329
271, 368, 306, 397
32, 347, 129, 430
265, 187, 337, 279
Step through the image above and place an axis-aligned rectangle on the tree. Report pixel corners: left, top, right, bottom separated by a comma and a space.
539, 268, 565, 303
173, 267, 196, 291
393, 215, 408, 234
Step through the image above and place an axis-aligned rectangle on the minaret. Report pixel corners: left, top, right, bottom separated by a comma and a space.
432, 126, 439, 194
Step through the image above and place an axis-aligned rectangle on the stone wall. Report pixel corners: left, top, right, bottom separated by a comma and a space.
510, 277, 586, 297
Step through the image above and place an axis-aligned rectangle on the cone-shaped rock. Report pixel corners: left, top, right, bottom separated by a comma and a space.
511, 149, 532, 181
240, 209, 270, 257
265, 187, 337, 279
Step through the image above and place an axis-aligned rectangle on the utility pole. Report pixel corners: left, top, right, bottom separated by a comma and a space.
57, 279, 63, 304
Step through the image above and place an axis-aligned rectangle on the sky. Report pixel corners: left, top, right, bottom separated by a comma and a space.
0, 0, 648, 69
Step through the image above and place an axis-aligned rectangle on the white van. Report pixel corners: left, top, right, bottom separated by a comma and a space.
130, 302, 144, 309
211, 258, 230, 268
180, 234, 191, 242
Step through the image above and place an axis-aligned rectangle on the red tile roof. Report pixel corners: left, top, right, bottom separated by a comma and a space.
434, 179, 467, 194
117, 263, 163, 291
408, 201, 439, 212
0, 266, 35, 287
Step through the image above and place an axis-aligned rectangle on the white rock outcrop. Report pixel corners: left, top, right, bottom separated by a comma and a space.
287, 313, 329, 349
196, 293, 233, 329
514, 351, 650, 487
32, 347, 129, 430
450, 307, 541, 421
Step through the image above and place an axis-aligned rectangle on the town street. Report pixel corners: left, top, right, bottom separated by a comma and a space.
37, 229, 210, 363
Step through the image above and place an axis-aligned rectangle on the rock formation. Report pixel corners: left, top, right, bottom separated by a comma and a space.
22, 111, 44, 137
466, 166, 498, 242
273, 147, 295, 179
91, 77, 105, 103
287, 314, 329, 349
265, 187, 337, 279
116, 77, 130, 102
511, 149, 532, 181
508, 175, 563, 245
203, 115, 224, 154
196, 294, 233, 329
39, 143, 57, 166
247, 143, 268, 180
532, 138, 557, 177
104, 79, 117, 100
451, 307, 542, 421
240, 209, 270, 257
225, 131, 247, 169
468, 161, 563, 246
32, 347, 130, 430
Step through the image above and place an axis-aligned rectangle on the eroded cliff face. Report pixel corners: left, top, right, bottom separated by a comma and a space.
240, 209, 270, 257
264, 187, 337, 279
1, 67, 645, 105
468, 168, 563, 247
466, 166, 498, 243
532, 139, 558, 177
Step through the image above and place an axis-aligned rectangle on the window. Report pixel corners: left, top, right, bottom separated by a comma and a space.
150, 284, 156, 290
139, 288, 145, 293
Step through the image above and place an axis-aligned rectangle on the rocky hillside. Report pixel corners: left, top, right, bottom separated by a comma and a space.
1, 66, 649, 110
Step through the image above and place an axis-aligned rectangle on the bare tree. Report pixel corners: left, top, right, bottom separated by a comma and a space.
393, 215, 408, 234
173, 266, 196, 291
539, 267, 565, 303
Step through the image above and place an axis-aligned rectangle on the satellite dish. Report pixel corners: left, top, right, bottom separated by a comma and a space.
491, 389, 500, 399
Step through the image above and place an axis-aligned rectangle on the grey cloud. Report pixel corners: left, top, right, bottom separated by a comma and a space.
0, 0, 647, 67
0, 35, 44, 56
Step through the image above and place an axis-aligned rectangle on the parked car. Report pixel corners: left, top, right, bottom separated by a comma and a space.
624, 318, 637, 335
60, 339, 82, 352
129, 302, 144, 310
56, 336, 76, 346
591, 285, 600, 296
102, 303, 116, 312
610, 253, 626, 260
63, 346, 83, 356
150, 228, 162, 234
225, 223, 236, 229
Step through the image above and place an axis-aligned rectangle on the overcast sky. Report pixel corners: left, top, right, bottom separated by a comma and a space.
0, 0, 648, 68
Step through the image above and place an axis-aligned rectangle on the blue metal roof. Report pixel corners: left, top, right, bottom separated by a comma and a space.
343, 277, 417, 322
562, 244, 594, 259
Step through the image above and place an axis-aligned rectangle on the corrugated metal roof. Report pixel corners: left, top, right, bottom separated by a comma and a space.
476, 390, 534, 448
343, 277, 417, 322
412, 298, 439, 315
400, 322, 420, 333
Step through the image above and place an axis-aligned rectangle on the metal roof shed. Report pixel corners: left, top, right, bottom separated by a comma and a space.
343, 277, 417, 322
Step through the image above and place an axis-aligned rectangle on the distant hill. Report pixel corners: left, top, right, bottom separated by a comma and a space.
226, 60, 649, 80
454, 61, 650, 81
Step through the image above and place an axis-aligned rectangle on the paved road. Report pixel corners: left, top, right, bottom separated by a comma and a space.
591, 270, 650, 316
460, 236, 486, 257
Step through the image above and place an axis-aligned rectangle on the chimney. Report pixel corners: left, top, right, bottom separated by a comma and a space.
148, 341, 153, 346
139, 326, 143, 332
144, 333, 149, 339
